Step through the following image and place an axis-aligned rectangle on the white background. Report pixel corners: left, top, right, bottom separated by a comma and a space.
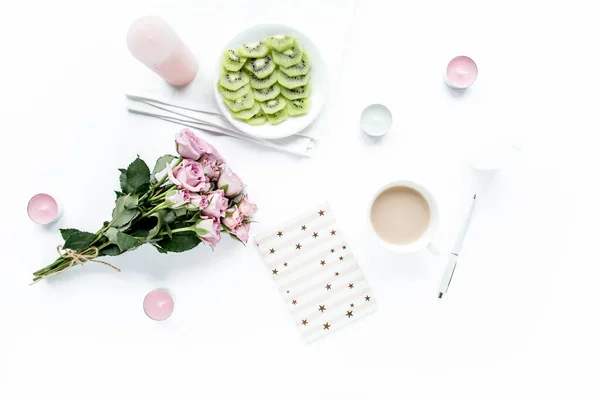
1, 0, 598, 398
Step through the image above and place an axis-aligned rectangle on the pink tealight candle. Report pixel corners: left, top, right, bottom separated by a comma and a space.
127, 16, 198, 87
143, 289, 174, 321
445, 56, 478, 90
27, 193, 60, 225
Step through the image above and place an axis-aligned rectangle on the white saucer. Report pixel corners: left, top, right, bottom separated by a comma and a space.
214, 24, 327, 140
360, 104, 392, 136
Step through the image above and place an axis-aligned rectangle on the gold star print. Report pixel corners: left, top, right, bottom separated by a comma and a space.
365, 295, 371, 301
342, 245, 347, 250
295, 243, 302, 250
325, 284, 332, 290
346, 310, 353, 318
320, 260, 326, 266
318, 210, 325, 216
269, 248, 275, 254
348, 283, 354, 289
272, 269, 278, 275
330, 248, 335, 253
331, 230, 336, 235
302, 319, 308, 326
323, 322, 330, 330
335, 272, 339, 276
277, 231, 283, 237
292, 299, 297, 305
283, 262, 288, 267
312, 232, 319, 238
350, 303, 354, 308
301, 225, 307, 231
339, 256, 344, 261
318, 305, 326, 313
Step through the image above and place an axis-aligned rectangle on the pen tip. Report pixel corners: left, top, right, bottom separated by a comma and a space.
473, 194, 477, 199
438, 293, 443, 299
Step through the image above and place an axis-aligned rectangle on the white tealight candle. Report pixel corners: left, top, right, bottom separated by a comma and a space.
445, 56, 478, 90
27, 193, 61, 225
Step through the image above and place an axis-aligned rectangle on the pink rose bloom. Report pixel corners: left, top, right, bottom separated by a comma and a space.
167, 159, 211, 192
175, 128, 220, 161
222, 206, 243, 230
166, 189, 191, 208
201, 189, 229, 218
189, 193, 208, 209
238, 194, 258, 217
217, 166, 245, 197
232, 223, 250, 243
201, 155, 221, 181
194, 217, 221, 248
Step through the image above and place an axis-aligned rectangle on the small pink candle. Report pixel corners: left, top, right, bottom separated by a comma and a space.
127, 16, 198, 87
143, 289, 174, 321
445, 56, 478, 90
27, 193, 60, 225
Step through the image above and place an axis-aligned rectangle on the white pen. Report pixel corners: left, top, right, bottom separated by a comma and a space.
438, 194, 478, 299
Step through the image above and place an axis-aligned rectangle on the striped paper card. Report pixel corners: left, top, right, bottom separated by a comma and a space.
254, 203, 377, 342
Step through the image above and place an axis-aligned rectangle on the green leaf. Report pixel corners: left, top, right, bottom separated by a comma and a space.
104, 227, 141, 252
99, 244, 123, 256
219, 184, 229, 193
63, 231, 96, 251
164, 210, 177, 224
126, 157, 151, 194
119, 169, 134, 194
156, 231, 201, 253
195, 228, 209, 236
111, 195, 140, 228
147, 211, 165, 240
152, 244, 169, 254
60, 228, 81, 241
165, 223, 173, 239
152, 154, 177, 175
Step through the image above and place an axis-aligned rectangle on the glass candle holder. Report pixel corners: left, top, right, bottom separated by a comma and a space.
445, 56, 478, 90
143, 289, 174, 321
127, 16, 198, 87
27, 193, 62, 225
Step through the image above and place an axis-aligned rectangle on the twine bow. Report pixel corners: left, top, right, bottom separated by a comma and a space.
30, 246, 120, 285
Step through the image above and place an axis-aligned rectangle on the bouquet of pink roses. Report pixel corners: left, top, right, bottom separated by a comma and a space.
32, 129, 257, 284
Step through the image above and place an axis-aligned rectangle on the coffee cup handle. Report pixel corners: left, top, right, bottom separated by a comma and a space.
426, 242, 440, 256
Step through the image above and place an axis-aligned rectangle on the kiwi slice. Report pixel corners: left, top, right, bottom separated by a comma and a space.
277, 70, 310, 89
222, 49, 247, 72
232, 102, 260, 120
249, 72, 278, 89
279, 53, 311, 77
280, 82, 311, 100
238, 41, 269, 58
266, 108, 289, 125
265, 35, 295, 52
218, 83, 250, 101
220, 69, 250, 91
259, 96, 287, 115
272, 42, 304, 68
243, 56, 276, 79
224, 94, 254, 112
287, 98, 311, 116
246, 111, 268, 126
253, 84, 281, 102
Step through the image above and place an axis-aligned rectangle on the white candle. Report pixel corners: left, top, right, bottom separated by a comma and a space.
445, 56, 478, 90
127, 16, 198, 87
27, 193, 61, 225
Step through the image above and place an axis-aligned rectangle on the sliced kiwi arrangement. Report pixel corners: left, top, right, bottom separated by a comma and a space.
218, 34, 312, 125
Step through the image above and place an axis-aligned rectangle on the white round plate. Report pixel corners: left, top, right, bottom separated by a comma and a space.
214, 24, 327, 140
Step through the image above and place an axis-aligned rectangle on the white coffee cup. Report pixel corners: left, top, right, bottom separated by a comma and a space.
369, 180, 440, 255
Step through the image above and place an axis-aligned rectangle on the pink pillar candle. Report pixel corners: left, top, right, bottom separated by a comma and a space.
27, 193, 61, 225
445, 56, 478, 90
127, 16, 198, 87
143, 289, 174, 321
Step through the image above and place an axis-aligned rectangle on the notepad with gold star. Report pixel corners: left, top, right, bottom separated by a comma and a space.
254, 203, 377, 342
